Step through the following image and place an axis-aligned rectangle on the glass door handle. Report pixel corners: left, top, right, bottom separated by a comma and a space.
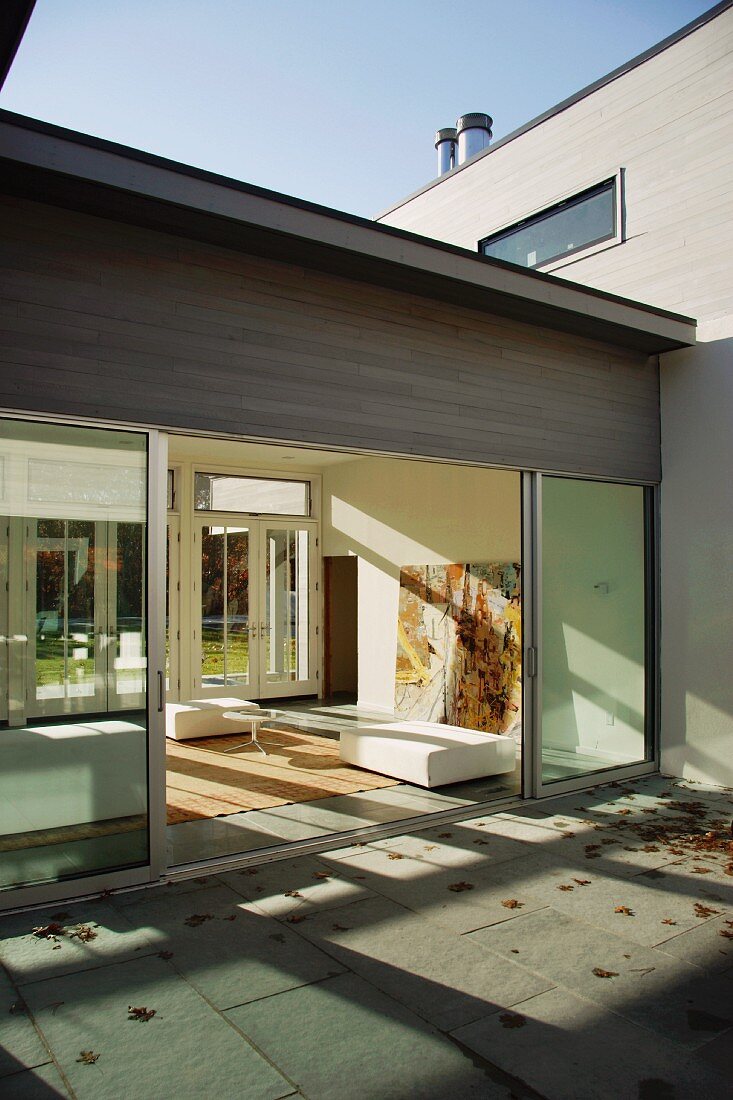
259, 623, 271, 639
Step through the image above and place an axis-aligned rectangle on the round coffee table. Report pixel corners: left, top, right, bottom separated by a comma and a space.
221, 710, 276, 756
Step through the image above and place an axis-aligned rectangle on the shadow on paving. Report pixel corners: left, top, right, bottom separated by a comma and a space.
0, 775, 732, 1099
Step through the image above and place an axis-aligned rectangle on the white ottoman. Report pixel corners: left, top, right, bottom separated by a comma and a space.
339, 721, 515, 788
166, 697, 259, 741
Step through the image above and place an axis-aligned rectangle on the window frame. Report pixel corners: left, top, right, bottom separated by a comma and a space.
193, 470, 312, 518
478, 171, 624, 272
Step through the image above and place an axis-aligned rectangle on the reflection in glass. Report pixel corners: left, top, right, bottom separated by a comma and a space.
541, 477, 647, 783
194, 472, 309, 515
265, 527, 309, 683
200, 526, 249, 688
0, 418, 149, 892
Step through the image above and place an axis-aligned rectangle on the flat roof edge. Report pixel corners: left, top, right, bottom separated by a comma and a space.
376, 1, 733, 220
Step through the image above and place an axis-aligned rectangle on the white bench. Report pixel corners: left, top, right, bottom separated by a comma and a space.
166, 697, 259, 741
339, 721, 516, 788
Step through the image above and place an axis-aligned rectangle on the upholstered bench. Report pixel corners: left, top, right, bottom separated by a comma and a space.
165, 697, 259, 741
339, 721, 515, 788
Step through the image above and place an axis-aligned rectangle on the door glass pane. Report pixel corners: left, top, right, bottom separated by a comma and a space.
0, 418, 149, 892
541, 477, 647, 783
265, 527, 309, 684
200, 525, 250, 688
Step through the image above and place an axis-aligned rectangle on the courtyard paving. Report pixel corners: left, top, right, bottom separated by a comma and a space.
1, 773, 732, 1099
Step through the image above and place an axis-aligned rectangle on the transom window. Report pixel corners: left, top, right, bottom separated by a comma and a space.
194, 472, 310, 516
479, 178, 617, 269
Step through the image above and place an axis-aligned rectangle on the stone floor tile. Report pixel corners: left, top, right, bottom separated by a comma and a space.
20, 955, 294, 1100
467, 906, 733, 1049
654, 913, 733, 975
219, 856, 377, 918
320, 846, 549, 934
0, 1062, 70, 1098
226, 971, 510, 1099
289, 893, 554, 1031
0, 965, 52, 1079
695, 1026, 733, 1076
115, 881, 344, 1009
451, 985, 731, 1100
363, 821, 532, 871
0, 900, 163, 985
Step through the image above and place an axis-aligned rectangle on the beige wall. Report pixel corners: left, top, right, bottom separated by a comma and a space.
380, 8, 733, 330
321, 456, 520, 712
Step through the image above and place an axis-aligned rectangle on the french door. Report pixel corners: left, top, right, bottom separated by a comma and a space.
192, 515, 317, 701
25, 518, 146, 719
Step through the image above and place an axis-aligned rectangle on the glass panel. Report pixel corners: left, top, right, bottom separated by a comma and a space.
201, 526, 225, 687
0, 418, 149, 892
541, 477, 647, 784
200, 525, 250, 688
265, 527, 309, 683
482, 181, 615, 268
194, 472, 309, 515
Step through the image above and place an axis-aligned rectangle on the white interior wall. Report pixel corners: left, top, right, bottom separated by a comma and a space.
321, 457, 521, 712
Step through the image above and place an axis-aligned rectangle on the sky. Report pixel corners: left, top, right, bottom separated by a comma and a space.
0, 0, 715, 217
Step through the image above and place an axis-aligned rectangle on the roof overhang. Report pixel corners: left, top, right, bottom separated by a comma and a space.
0, 1, 35, 90
0, 110, 696, 354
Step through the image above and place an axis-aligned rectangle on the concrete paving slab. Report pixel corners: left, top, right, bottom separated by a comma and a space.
467, 906, 733, 1050
654, 913, 733, 976
19, 955, 294, 1100
220, 856, 377, 918
320, 846, 549, 934
0, 1062, 69, 1098
288, 893, 555, 1031
226, 971, 509, 1099
0, 900, 162, 985
114, 881, 344, 1010
451, 985, 731, 1100
0, 965, 52, 1079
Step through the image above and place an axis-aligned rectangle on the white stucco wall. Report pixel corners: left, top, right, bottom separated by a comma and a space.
660, 330, 733, 786
321, 457, 520, 712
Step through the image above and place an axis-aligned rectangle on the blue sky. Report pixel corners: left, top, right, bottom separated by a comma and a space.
0, 0, 714, 217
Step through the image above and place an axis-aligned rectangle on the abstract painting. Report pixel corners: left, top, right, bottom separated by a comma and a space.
395, 562, 521, 734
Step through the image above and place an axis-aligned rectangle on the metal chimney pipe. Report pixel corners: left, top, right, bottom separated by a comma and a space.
456, 112, 492, 165
435, 127, 458, 176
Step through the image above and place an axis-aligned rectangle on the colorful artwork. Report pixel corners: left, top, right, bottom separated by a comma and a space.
395, 563, 521, 735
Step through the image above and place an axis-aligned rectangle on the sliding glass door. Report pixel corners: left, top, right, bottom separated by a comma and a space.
535, 475, 653, 792
0, 417, 162, 903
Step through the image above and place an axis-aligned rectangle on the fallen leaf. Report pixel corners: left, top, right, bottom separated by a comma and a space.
473, 839, 489, 846
501, 898, 523, 909
128, 1006, 156, 1022
437, 832, 453, 838
387, 853, 404, 861
592, 968, 619, 979
158, 950, 174, 960
617, 809, 632, 816
287, 914, 306, 923
695, 903, 720, 919
499, 1012, 526, 1029
32, 923, 65, 940
68, 924, 97, 943
332, 923, 349, 932
222, 914, 237, 921
573, 879, 591, 887
661, 919, 677, 926
184, 914, 214, 927
424, 845, 437, 851
561, 831, 576, 839
76, 1051, 99, 1065
719, 929, 733, 940
614, 906, 634, 916
313, 871, 330, 880
448, 881, 474, 893
510, 949, 519, 954
557, 884, 574, 892
284, 890, 303, 897
691, 866, 712, 874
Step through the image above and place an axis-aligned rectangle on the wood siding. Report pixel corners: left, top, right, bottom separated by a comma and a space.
0, 196, 660, 482
379, 7, 733, 330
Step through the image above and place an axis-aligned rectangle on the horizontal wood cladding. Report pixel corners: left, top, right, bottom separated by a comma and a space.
380, 8, 732, 328
0, 196, 660, 481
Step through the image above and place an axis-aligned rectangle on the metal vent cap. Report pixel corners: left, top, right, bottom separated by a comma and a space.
456, 112, 493, 135
435, 127, 458, 147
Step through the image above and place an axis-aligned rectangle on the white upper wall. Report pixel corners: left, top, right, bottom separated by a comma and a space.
379, 5, 733, 335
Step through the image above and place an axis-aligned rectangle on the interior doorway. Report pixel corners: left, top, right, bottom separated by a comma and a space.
323, 555, 358, 697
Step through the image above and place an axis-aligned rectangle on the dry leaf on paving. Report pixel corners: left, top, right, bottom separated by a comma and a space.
128, 1006, 156, 1022
68, 924, 97, 943
32, 923, 65, 940
448, 881, 474, 892
184, 914, 214, 927
719, 929, 733, 940
694, 903, 720, 919
437, 832, 452, 838
661, 919, 677, 926
592, 968, 619, 979
557, 885, 574, 892
287, 914, 307, 923
691, 866, 712, 874
614, 906, 634, 916
499, 1013, 526, 1029
158, 950, 174, 960
501, 898, 523, 909
313, 871, 330, 880
573, 879, 591, 886
473, 839, 489, 845
284, 890, 303, 897
387, 853, 404, 860
76, 1051, 99, 1065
